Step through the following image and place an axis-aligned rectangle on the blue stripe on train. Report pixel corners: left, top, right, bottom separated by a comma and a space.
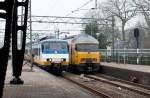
42, 49, 68, 54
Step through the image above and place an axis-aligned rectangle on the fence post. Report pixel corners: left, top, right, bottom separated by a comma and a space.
123, 48, 126, 64
117, 49, 120, 64
137, 48, 139, 65
105, 49, 107, 62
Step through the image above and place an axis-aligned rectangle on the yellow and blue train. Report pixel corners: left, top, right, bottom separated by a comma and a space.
64, 34, 101, 72
25, 34, 101, 73
25, 37, 69, 74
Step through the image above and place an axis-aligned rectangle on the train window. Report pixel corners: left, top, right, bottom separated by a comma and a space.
17, 30, 23, 50
42, 42, 68, 51
76, 44, 98, 52
17, 6, 25, 26
38, 47, 40, 55
0, 18, 6, 48
33, 48, 38, 55
44, 42, 50, 50
61, 43, 68, 49
50, 42, 68, 50
41, 44, 44, 52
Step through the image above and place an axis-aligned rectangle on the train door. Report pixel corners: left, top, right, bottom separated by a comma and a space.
69, 44, 73, 64
72, 44, 76, 65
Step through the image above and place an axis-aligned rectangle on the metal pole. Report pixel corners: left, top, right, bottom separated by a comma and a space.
95, 0, 97, 9
57, 29, 59, 39
29, 0, 33, 70
136, 37, 139, 64
123, 42, 126, 64
20, 0, 24, 48
112, 16, 115, 62
91, 16, 93, 36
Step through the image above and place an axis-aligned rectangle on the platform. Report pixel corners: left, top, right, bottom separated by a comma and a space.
2, 61, 98, 98
101, 62, 150, 73
101, 62, 150, 86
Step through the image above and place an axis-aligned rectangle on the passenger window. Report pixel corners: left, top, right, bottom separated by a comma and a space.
41, 45, 44, 52
75, 47, 77, 50
38, 47, 40, 55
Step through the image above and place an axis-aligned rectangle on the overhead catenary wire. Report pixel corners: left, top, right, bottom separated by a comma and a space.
65, 0, 94, 16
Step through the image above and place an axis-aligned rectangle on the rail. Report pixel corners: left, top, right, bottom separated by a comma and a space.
85, 74, 150, 97
63, 73, 112, 98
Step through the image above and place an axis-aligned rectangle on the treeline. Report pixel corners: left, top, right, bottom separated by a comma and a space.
83, 0, 150, 49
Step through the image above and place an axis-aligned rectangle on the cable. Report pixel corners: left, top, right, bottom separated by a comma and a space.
65, 0, 94, 16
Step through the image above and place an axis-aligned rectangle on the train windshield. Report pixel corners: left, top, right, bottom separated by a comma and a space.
42, 41, 68, 50
76, 44, 98, 52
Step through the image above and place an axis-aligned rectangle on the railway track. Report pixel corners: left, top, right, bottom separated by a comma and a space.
28, 61, 150, 98
62, 73, 112, 98
85, 74, 150, 98
62, 72, 150, 98
95, 74, 150, 90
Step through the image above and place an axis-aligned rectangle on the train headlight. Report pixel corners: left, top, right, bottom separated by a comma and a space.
61, 58, 66, 62
49, 58, 52, 61
47, 58, 52, 62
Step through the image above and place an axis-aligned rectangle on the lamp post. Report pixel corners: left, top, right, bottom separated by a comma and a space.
29, 0, 33, 70
112, 16, 115, 62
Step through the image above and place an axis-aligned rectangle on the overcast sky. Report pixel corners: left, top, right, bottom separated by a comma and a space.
30, 0, 144, 39
30, 0, 102, 39
32, 0, 96, 17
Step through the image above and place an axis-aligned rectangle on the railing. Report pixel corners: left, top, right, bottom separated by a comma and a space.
99, 49, 150, 65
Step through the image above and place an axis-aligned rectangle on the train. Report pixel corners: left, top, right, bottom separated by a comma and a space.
25, 37, 69, 74
64, 33, 101, 72
25, 34, 101, 73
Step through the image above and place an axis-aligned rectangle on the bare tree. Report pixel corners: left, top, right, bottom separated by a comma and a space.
102, 0, 137, 41
133, 0, 150, 28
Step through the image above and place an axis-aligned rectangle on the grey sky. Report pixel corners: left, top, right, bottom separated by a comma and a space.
30, 0, 145, 39
32, 0, 95, 17
30, 0, 101, 39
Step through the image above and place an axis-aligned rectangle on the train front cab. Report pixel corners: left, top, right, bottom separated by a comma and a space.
70, 43, 100, 72
34, 57, 69, 72
33, 40, 69, 73
44, 58, 69, 72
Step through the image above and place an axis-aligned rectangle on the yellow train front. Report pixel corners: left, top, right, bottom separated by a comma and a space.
67, 34, 101, 72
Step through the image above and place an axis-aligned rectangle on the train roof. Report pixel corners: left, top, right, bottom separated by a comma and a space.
63, 35, 77, 40
26, 39, 67, 47
40, 38, 67, 43
71, 34, 99, 44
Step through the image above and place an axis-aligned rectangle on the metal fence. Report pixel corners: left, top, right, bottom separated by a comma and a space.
99, 49, 150, 65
